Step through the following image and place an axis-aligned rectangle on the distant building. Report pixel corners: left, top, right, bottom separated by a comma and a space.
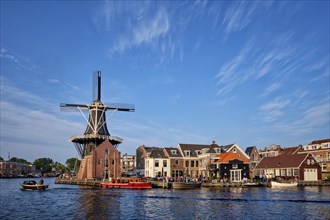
163, 147, 184, 178
259, 144, 282, 158
136, 145, 162, 176
144, 148, 170, 178
254, 153, 321, 181
300, 138, 330, 180
215, 151, 250, 182
245, 146, 260, 177
121, 154, 136, 176
0, 161, 36, 177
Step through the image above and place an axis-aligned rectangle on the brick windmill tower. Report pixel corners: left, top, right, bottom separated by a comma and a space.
60, 71, 134, 180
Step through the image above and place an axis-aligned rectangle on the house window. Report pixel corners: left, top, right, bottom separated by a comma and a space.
186, 160, 189, 167
307, 159, 310, 165
281, 169, 287, 176
287, 169, 292, 176
322, 163, 327, 171
171, 150, 177, 154
163, 160, 167, 167
196, 160, 199, 167
311, 159, 315, 165
191, 161, 194, 167
175, 160, 179, 165
196, 150, 201, 155
253, 154, 258, 161
215, 148, 221, 153
233, 148, 237, 153
293, 169, 298, 176
155, 160, 159, 167
98, 159, 101, 165
328, 152, 330, 161
232, 164, 238, 169
185, 151, 190, 156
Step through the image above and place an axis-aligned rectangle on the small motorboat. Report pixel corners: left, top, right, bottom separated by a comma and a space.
242, 182, 262, 187
21, 180, 48, 190
271, 181, 298, 187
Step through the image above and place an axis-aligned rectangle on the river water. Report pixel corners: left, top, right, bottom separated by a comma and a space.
1, 178, 329, 219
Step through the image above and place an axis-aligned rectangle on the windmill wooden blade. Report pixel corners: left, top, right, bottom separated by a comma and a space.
104, 103, 135, 112
60, 103, 89, 112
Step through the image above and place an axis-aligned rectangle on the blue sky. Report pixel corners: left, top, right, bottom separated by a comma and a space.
1, 1, 329, 164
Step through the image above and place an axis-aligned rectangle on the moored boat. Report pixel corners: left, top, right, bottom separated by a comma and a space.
21, 180, 48, 190
242, 182, 262, 187
171, 182, 201, 189
100, 178, 152, 189
271, 181, 298, 187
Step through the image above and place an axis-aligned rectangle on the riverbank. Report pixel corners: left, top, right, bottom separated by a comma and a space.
55, 178, 330, 188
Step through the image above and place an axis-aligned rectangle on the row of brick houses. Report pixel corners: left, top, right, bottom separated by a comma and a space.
136, 141, 251, 182
136, 138, 330, 181
0, 161, 36, 177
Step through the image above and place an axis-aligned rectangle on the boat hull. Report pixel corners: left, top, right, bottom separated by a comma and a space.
271, 181, 298, 187
242, 182, 262, 187
171, 182, 201, 189
100, 182, 152, 189
21, 184, 48, 190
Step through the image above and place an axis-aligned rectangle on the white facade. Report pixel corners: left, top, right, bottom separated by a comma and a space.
144, 158, 170, 178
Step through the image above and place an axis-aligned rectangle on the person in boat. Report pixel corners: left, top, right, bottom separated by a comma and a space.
38, 178, 44, 185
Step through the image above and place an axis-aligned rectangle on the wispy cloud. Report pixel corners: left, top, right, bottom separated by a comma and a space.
260, 83, 281, 97
259, 98, 290, 122
0, 48, 44, 73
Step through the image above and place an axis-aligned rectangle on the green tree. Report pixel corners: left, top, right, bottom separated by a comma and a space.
0, 157, 3, 161
53, 162, 66, 173
66, 158, 80, 171
9, 157, 31, 164
33, 158, 54, 173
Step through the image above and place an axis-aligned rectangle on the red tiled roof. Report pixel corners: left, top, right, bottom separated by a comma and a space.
255, 154, 309, 169
215, 152, 249, 163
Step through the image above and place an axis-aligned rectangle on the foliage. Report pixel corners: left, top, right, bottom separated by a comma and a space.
66, 158, 80, 171
53, 161, 66, 173
33, 158, 54, 172
9, 157, 31, 164
0, 157, 3, 161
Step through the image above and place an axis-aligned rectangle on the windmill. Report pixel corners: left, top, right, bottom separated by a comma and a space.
60, 71, 134, 159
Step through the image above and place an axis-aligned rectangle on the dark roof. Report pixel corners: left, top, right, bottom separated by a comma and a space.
164, 147, 183, 157
309, 138, 330, 145
245, 146, 256, 156
149, 149, 167, 158
222, 144, 235, 151
255, 154, 309, 169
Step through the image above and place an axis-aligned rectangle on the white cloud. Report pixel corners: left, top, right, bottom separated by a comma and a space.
260, 83, 281, 97
259, 98, 290, 122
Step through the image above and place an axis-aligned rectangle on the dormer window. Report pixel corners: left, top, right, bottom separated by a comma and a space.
171, 150, 177, 155
215, 148, 221, 154
195, 150, 201, 155
184, 150, 190, 156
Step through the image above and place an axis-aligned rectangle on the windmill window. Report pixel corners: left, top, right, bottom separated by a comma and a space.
105, 159, 109, 167
98, 159, 101, 165
105, 149, 109, 155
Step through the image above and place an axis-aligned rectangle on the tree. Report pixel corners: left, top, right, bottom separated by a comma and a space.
9, 157, 31, 164
0, 157, 3, 161
33, 158, 54, 173
66, 158, 80, 172
53, 162, 66, 173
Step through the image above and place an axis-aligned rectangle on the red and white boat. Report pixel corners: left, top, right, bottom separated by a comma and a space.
100, 178, 152, 189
